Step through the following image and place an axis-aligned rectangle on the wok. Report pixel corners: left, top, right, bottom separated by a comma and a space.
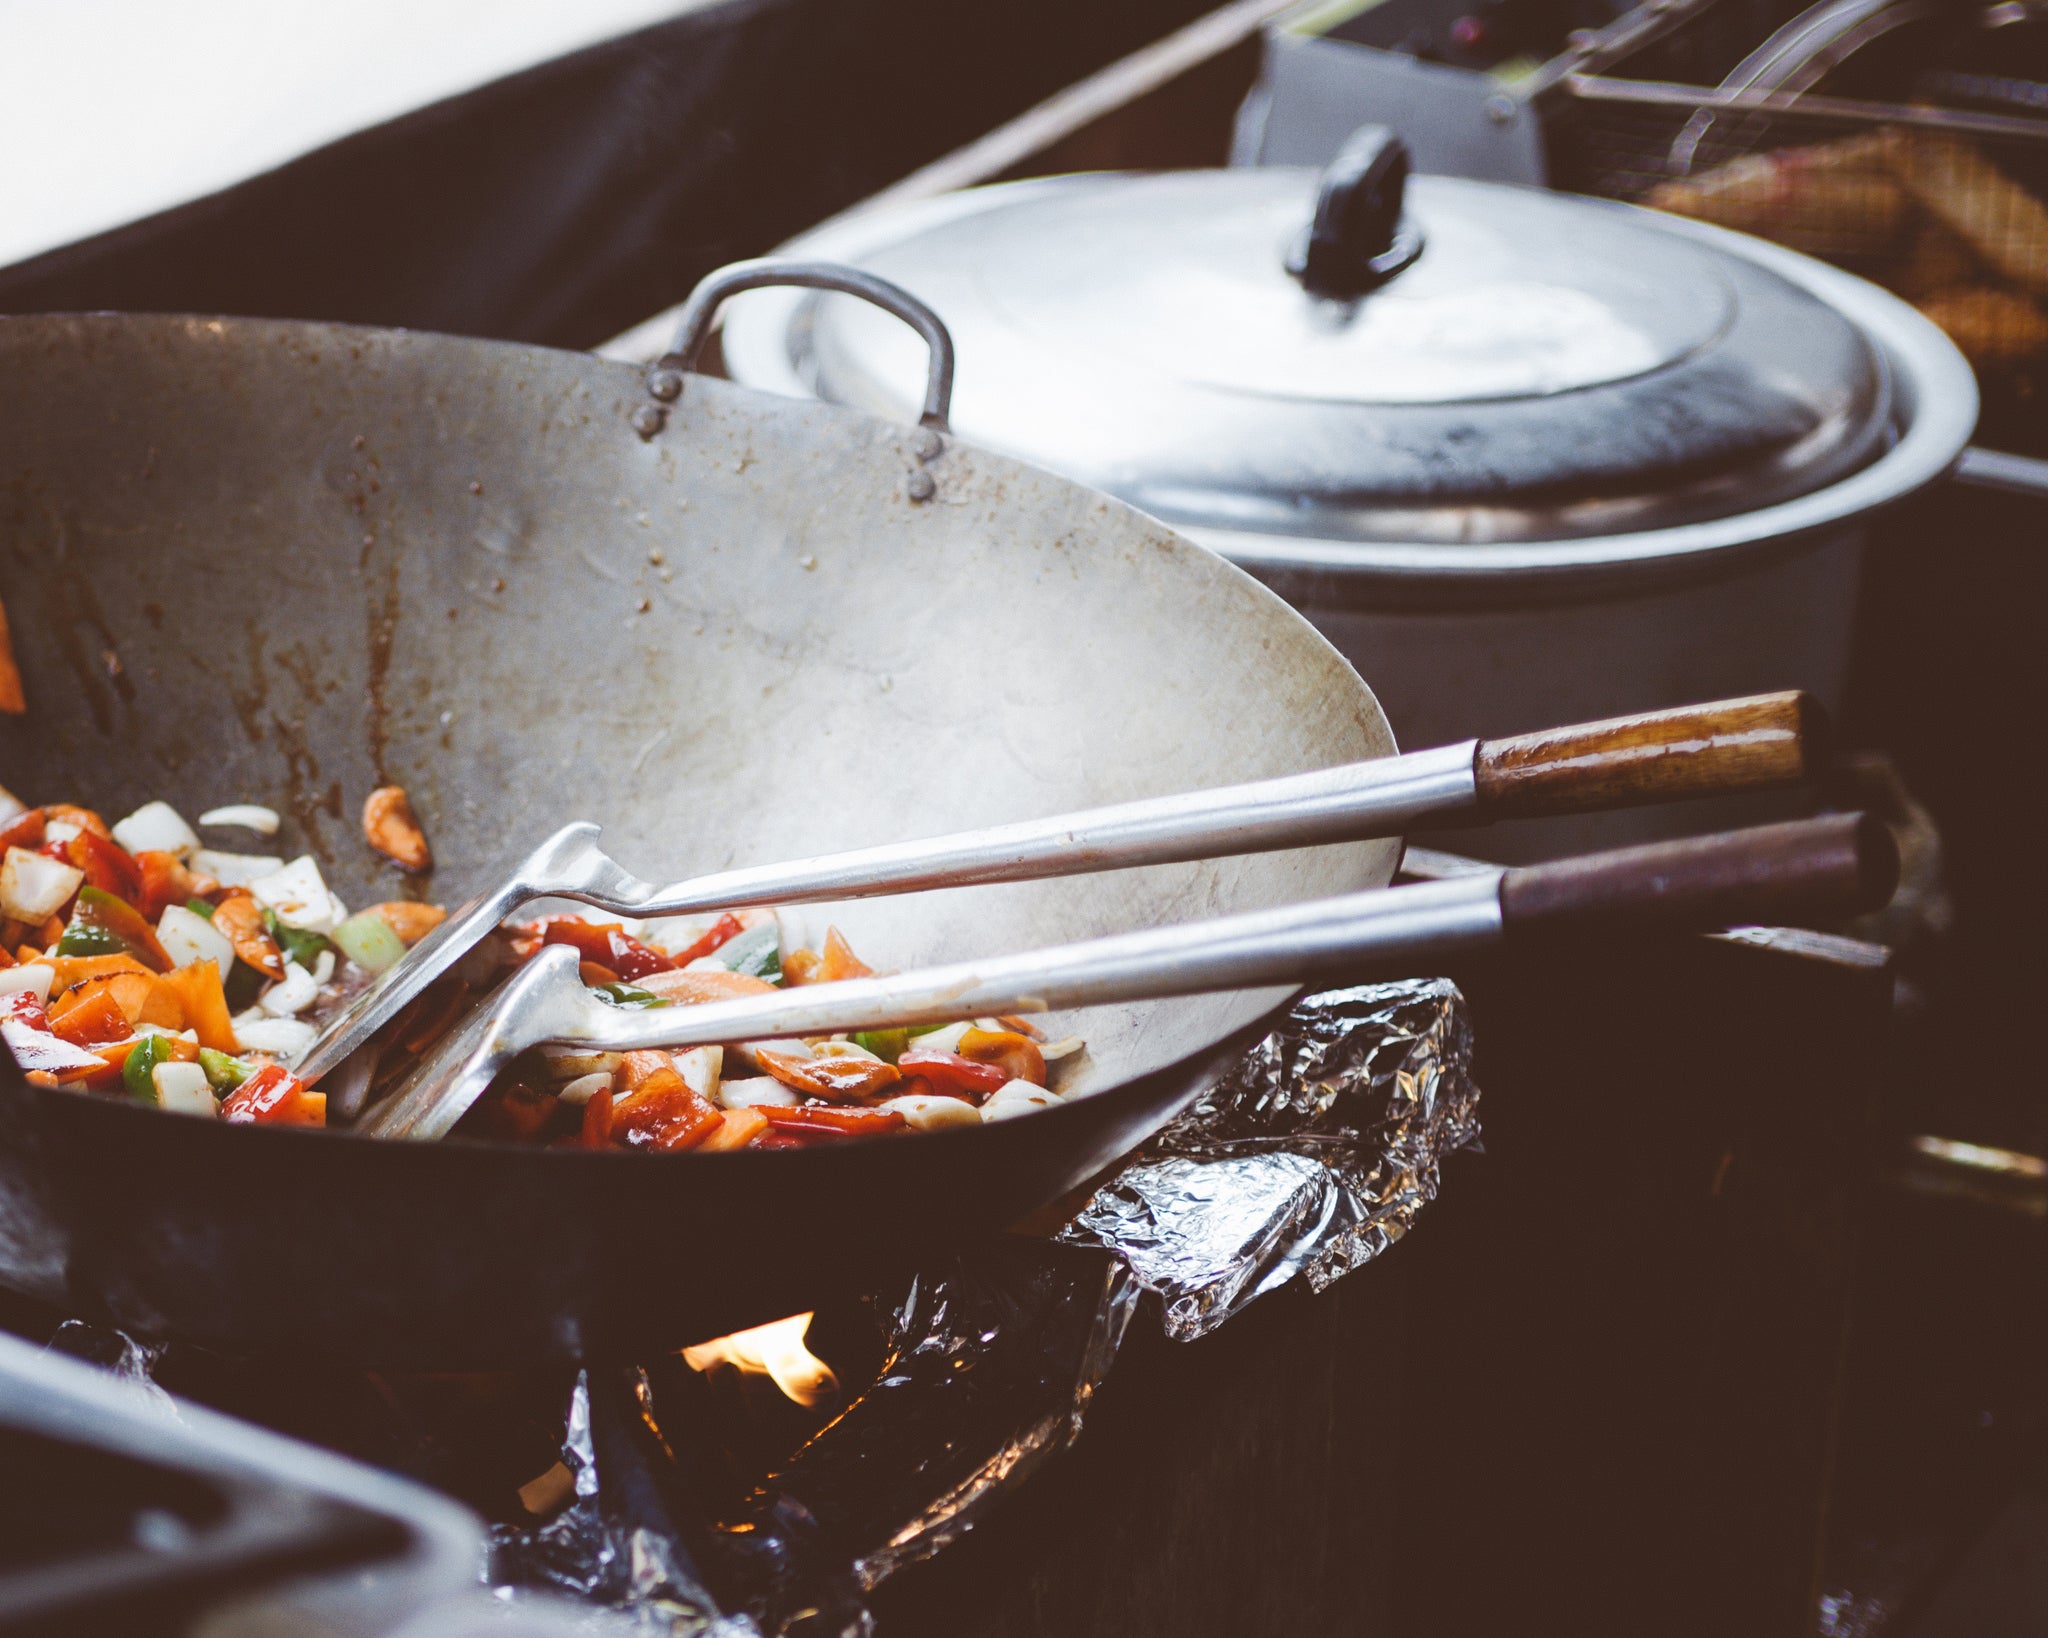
0, 272, 1865, 1364
0, 277, 1407, 1365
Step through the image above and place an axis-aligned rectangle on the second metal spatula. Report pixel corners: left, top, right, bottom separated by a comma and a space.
299, 691, 1825, 1084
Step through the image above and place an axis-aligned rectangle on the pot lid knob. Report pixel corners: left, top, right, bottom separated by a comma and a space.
1285, 125, 1425, 300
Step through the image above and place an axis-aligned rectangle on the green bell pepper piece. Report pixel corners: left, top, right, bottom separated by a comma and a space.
851, 1028, 908, 1064
198, 1048, 251, 1092
719, 923, 782, 983
122, 1035, 176, 1103
56, 920, 129, 958
593, 982, 667, 1009
261, 908, 331, 972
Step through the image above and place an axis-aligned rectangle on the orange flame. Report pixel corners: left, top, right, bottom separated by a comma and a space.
681, 1311, 839, 1407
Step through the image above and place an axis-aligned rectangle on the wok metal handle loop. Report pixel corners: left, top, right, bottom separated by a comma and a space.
652, 258, 955, 430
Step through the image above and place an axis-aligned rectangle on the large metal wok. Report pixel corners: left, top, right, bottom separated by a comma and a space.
0, 273, 1414, 1365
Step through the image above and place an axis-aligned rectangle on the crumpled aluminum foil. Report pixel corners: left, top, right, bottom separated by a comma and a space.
489, 980, 1478, 1634
1059, 979, 1479, 1339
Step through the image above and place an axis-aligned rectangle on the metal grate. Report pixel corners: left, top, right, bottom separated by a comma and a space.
1531, 0, 2048, 441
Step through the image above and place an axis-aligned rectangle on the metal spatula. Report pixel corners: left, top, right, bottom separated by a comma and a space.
300, 691, 1823, 1085
358, 811, 1893, 1139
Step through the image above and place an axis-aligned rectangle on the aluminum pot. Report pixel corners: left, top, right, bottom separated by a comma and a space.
720, 132, 1979, 854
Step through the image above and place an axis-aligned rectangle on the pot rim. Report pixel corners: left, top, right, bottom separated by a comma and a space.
724, 175, 1979, 596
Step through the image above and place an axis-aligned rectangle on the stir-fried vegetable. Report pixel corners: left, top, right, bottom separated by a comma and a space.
0, 783, 1089, 1151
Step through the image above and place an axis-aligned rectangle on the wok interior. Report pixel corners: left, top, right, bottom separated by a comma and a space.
0, 315, 1398, 1107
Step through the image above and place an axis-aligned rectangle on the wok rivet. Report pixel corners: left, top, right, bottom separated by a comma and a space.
630, 404, 667, 440
1485, 94, 1517, 125
912, 428, 942, 461
906, 470, 936, 502
646, 368, 685, 402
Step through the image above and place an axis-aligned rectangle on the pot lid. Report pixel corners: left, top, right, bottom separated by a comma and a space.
741, 130, 1893, 545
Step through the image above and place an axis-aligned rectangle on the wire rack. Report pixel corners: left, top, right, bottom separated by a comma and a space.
1529, 0, 2048, 445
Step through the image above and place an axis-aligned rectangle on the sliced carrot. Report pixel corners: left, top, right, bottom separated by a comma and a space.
816, 926, 872, 982
580, 1087, 615, 1148
45, 953, 153, 993
781, 948, 821, 986
697, 1106, 770, 1153
49, 989, 129, 1047
367, 901, 447, 945
757, 1047, 900, 1102
617, 1050, 674, 1092
635, 967, 776, 1004
958, 1028, 1045, 1087
578, 960, 622, 987
156, 960, 236, 1051
36, 915, 64, 949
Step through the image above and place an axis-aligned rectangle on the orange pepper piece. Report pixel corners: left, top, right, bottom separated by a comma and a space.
698, 1106, 771, 1152
156, 960, 236, 1051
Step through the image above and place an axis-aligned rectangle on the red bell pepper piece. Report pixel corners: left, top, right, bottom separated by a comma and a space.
133, 850, 198, 923
896, 1048, 1008, 1102
538, 917, 675, 982
581, 1087, 615, 1148
612, 1068, 722, 1152
755, 1103, 907, 1138
0, 808, 45, 853
666, 913, 743, 966
65, 831, 142, 905
222, 1064, 326, 1125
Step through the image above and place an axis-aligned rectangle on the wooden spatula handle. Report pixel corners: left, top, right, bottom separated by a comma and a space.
1500, 811, 1896, 935
1474, 691, 1828, 819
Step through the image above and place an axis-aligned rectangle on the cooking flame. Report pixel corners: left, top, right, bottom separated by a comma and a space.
681, 1311, 839, 1407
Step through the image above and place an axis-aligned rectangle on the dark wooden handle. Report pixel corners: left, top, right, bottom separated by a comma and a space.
1473, 692, 1829, 819
1500, 812, 1898, 935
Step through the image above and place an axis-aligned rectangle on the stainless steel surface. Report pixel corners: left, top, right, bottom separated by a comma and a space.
655, 258, 957, 432
301, 740, 1478, 1083
1953, 445, 2048, 499
361, 873, 1506, 1140
0, 309, 1399, 1149
723, 172, 1895, 546
720, 182, 1974, 817
1669, 0, 1937, 172
722, 177, 1974, 593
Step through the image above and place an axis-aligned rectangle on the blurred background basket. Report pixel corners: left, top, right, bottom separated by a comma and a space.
1530, 0, 2048, 452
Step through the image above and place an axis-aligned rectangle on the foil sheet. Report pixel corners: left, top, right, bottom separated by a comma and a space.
1060, 979, 1479, 1339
